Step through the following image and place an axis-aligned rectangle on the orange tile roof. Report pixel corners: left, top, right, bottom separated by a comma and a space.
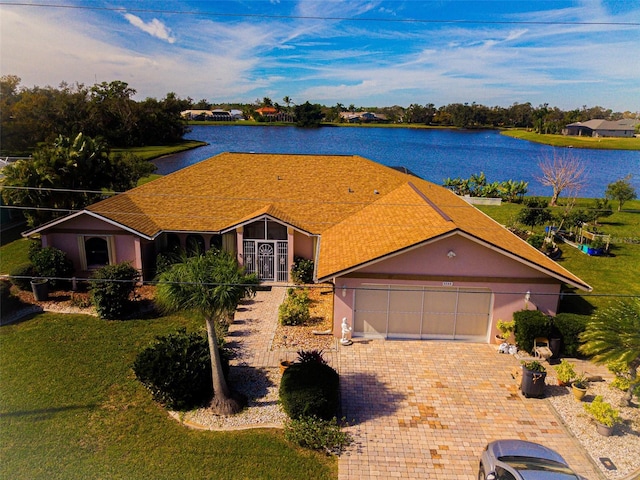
85, 152, 590, 290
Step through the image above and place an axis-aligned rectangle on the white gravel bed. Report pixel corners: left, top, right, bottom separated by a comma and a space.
546, 376, 640, 479
175, 366, 287, 430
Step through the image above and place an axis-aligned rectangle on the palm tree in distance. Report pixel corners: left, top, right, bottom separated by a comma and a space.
579, 299, 640, 407
155, 249, 259, 414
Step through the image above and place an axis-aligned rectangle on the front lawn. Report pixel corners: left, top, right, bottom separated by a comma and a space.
0, 312, 336, 480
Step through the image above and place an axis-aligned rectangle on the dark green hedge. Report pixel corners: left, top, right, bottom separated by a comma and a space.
279, 362, 339, 420
513, 310, 549, 353
552, 313, 589, 357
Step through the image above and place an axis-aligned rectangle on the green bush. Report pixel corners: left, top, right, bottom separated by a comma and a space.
132, 328, 228, 410
552, 313, 589, 357
284, 416, 352, 455
29, 246, 74, 290
90, 262, 139, 319
280, 361, 339, 420
513, 309, 549, 353
9, 262, 37, 291
0, 279, 23, 316
527, 233, 545, 250
290, 257, 314, 284
279, 288, 311, 326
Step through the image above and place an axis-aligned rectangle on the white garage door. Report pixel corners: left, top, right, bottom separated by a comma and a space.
353, 285, 492, 341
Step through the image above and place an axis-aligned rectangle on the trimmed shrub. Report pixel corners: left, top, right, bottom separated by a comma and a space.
29, 246, 74, 290
90, 262, 139, 319
513, 309, 549, 353
290, 257, 314, 284
552, 313, 589, 357
9, 263, 36, 291
284, 416, 352, 455
132, 328, 228, 410
280, 361, 339, 420
279, 288, 311, 326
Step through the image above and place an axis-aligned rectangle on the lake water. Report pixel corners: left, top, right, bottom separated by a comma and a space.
154, 125, 640, 198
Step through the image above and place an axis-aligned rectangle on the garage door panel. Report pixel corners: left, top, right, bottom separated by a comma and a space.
387, 312, 422, 337
455, 314, 490, 336
354, 287, 388, 337
422, 312, 455, 337
353, 285, 492, 342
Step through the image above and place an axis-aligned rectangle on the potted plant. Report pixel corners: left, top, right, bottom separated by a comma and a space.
521, 360, 547, 398
583, 395, 620, 436
571, 373, 588, 401
496, 319, 515, 343
553, 359, 576, 386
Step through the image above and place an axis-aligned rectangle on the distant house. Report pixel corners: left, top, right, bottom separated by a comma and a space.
24, 153, 591, 343
181, 109, 235, 121
563, 119, 639, 138
339, 111, 388, 123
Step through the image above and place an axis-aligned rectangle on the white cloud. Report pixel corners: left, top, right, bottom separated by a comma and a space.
123, 13, 176, 44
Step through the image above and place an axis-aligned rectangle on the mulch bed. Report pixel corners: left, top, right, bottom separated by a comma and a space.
271, 284, 336, 352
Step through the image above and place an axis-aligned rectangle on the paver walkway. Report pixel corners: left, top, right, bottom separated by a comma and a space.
231, 290, 603, 479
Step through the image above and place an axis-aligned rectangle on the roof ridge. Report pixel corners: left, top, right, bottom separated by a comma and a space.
407, 181, 453, 222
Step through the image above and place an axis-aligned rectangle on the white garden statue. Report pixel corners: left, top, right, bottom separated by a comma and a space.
340, 317, 353, 346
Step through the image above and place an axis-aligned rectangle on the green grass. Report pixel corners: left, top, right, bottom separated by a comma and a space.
0, 312, 336, 480
501, 129, 640, 150
477, 198, 640, 311
112, 140, 208, 161
0, 235, 30, 273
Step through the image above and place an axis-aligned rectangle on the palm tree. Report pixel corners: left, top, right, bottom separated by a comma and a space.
579, 299, 640, 406
155, 249, 259, 414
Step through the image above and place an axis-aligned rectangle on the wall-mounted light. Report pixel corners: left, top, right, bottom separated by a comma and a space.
447, 250, 456, 259
342, 285, 347, 297
524, 291, 531, 304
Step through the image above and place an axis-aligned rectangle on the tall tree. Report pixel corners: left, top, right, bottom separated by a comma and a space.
605, 174, 637, 212
579, 299, 640, 406
294, 101, 323, 128
155, 250, 259, 414
536, 152, 586, 206
1, 133, 155, 226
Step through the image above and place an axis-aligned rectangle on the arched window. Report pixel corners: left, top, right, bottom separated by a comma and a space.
186, 234, 205, 256
210, 234, 223, 250
85, 237, 109, 268
166, 233, 181, 253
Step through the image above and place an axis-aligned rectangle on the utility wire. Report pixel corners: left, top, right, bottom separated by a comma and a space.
1, 2, 639, 26
5, 274, 639, 298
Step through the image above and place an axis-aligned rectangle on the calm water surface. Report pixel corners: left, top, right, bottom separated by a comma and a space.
155, 125, 640, 198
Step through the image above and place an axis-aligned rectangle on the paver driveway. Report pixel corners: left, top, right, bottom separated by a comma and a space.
337, 339, 602, 480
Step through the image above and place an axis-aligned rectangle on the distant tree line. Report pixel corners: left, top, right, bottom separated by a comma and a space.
192, 95, 638, 132
1, 75, 190, 154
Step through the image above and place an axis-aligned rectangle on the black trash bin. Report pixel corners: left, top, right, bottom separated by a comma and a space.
30, 278, 49, 301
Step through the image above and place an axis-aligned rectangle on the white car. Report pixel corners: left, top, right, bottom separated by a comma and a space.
479, 440, 582, 480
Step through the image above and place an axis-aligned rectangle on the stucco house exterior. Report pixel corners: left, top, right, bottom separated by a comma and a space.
24, 152, 591, 343
563, 119, 639, 137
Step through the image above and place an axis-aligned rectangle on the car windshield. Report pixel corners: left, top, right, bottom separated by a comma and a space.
499, 456, 579, 479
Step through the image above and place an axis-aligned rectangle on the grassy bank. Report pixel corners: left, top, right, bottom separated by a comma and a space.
112, 140, 208, 160
501, 129, 640, 150
0, 312, 336, 480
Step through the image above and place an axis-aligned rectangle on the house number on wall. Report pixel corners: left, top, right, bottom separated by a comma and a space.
442, 281, 454, 287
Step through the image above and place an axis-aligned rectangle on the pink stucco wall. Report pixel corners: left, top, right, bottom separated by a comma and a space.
293, 231, 314, 259
40, 214, 143, 278
332, 234, 563, 343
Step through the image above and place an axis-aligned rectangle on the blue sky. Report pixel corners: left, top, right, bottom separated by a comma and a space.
1, 1, 639, 110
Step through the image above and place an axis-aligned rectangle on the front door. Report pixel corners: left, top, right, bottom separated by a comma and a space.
257, 242, 275, 281
243, 240, 288, 282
